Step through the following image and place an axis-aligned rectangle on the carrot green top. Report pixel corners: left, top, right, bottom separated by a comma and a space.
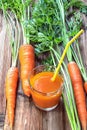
51, 29, 84, 81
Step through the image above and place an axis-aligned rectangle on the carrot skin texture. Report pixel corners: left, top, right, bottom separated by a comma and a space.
5, 67, 18, 128
68, 61, 87, 130
19, 44, 35, 97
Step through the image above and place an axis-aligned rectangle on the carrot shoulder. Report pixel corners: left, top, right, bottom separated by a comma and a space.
68, 61, 87, 130
5, 67, 18, 128
19, 44, 35, 97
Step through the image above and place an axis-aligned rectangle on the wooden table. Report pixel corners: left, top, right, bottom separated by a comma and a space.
0, 3, 87, 129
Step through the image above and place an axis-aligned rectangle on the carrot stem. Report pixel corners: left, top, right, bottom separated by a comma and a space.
71, 42, 87, 82
51, 29, 84, 82
50, 47, 81, 130
68, 62, 87, 130
5, 11, 20, 67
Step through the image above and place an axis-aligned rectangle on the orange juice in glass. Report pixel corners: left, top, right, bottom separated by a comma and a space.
29, 65, 63, 111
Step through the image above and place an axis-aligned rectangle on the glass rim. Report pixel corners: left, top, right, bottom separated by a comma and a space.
29, 65, 64, 96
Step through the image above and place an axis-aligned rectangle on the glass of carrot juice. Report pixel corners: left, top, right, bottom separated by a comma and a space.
29, 65, 63, 111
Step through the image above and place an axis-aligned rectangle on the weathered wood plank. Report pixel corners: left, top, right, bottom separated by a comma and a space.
0, 13, 11, 130
42, 101, 66, 130
0, 13, 11, 115
80, 15, 87, 70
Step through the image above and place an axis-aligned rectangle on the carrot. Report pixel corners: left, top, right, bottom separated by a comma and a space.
19, 44, 35, 97
67, 61, 87, 130
5, 67, 18, 128
3, 11, 20, 129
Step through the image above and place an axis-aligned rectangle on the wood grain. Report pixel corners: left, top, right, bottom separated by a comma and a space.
0, 13, 11, 114
0, 13, 11, 130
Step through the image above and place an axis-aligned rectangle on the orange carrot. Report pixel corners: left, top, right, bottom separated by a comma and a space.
67, 61, 87, 130
5, 67, 18, 128
19, 44, 35, 97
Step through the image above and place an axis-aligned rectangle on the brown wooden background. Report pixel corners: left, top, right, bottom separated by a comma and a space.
0, 1, 87, 129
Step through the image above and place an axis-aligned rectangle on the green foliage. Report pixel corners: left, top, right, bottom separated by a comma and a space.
25, 1, 87, 129
26, 0, 63, 52
67, 12, 82, 36
0, 0, 32, 19
26, 0, 87, 57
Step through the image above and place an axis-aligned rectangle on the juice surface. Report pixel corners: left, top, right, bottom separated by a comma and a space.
30, 72, 63, 93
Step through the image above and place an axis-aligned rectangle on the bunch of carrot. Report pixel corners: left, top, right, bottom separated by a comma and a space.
5, 30, 35, 130
55, 1, 87, 129
5, 21, 35, 129
19, 44, 35, 97
18, 0, 35, 97
4, 12, 20, 129
67, 61, 87, 130
2, 1, 35, 129
2, 1, 87, 130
